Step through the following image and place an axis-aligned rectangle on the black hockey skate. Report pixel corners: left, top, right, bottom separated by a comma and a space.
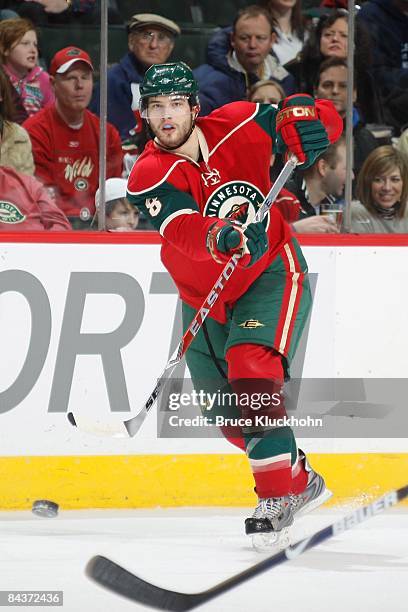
245, 497, 294, 552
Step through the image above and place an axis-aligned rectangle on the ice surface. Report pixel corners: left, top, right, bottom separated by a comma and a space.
0, 507, 407, 611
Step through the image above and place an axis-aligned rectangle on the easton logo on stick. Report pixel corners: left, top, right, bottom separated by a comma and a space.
189, 253, 241, 336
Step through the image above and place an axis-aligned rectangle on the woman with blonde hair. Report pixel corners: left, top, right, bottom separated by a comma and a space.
350, 145, 408, 233
0, 18, 53, 121
248, 78, 285, 104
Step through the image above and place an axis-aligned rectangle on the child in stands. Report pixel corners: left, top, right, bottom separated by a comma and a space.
0, 18, 54, 120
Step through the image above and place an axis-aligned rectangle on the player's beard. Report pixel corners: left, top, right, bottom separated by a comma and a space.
149, 114, 195, 151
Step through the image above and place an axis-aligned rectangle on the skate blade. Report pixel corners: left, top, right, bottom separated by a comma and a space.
296, 488, 333, 519
251, 526, 290, 553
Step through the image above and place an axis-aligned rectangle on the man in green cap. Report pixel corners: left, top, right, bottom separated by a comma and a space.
127, 62, 343, 551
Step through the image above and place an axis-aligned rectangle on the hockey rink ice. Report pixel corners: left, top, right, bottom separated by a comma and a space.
0, 506, 407, 611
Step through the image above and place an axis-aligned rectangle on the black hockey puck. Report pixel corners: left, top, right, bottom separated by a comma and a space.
67, 412, 77, 427
32, 500, 59, 518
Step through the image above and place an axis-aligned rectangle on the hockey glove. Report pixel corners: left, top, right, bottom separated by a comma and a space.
206, 220, 268, 267
275, 95, 343, 168
243, 222, 269, 267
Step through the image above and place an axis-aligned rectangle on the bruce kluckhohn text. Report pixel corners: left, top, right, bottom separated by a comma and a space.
166, 391, 323, 429
167, 415, 323, 428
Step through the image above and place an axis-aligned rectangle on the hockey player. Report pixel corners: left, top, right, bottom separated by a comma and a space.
127, 62, 343, 550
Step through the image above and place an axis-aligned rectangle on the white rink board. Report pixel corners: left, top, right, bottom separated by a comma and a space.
0, 242, 407, 456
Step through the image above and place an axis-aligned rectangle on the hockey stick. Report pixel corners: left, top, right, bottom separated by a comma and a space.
68, 156, 298, 438
86, 484, 408, 611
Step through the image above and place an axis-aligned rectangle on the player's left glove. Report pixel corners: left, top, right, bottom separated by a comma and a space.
275, 94, 343, 168
206, 219, 268, 267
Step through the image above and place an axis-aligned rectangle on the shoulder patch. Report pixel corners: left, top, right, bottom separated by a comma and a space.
127, 144, 187, 196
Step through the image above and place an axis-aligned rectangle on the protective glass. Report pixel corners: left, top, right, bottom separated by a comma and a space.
141, 95, 192, 119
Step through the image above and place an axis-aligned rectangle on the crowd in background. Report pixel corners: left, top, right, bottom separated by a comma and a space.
0, 0, 407, 233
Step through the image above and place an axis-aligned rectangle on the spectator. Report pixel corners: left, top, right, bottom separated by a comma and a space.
23, 46, 123, 229
357, 0, 408, 134
90, 13, 180, 143
248, 78, 285, 104
0, 49, 28, 124
288, 9, 381, 123
0, 66, 34, 174
94, 177, 139, 232
0, 118, 70, 231
0, 18, 54, 119
0, 166, 71, 230
276, 135, 347, 232
248, 79, 285, 179
260, 0, 308, 65
314, 57, 378, 180
4, 1, 123, 25
350, 145, 408, 233
194, 5, 295, 116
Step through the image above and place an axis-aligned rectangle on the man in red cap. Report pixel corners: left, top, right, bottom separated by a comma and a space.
23, 46, 123, 229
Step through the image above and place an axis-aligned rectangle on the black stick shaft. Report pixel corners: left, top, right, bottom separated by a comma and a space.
86, 484, 408, 611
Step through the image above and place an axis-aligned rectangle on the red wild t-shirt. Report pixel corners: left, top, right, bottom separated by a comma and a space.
24, 105, 123, 219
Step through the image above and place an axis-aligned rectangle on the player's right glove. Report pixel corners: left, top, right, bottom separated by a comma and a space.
206, 219, 268, 267
275, 94, 343, 168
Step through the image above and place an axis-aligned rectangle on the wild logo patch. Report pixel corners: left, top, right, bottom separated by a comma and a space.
203, 181, 268, 228
0, 201, 26, 224
74, 178, 89, 191
67, 48, 81, 57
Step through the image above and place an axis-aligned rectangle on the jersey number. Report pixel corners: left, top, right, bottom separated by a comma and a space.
145, 197, 162, 217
